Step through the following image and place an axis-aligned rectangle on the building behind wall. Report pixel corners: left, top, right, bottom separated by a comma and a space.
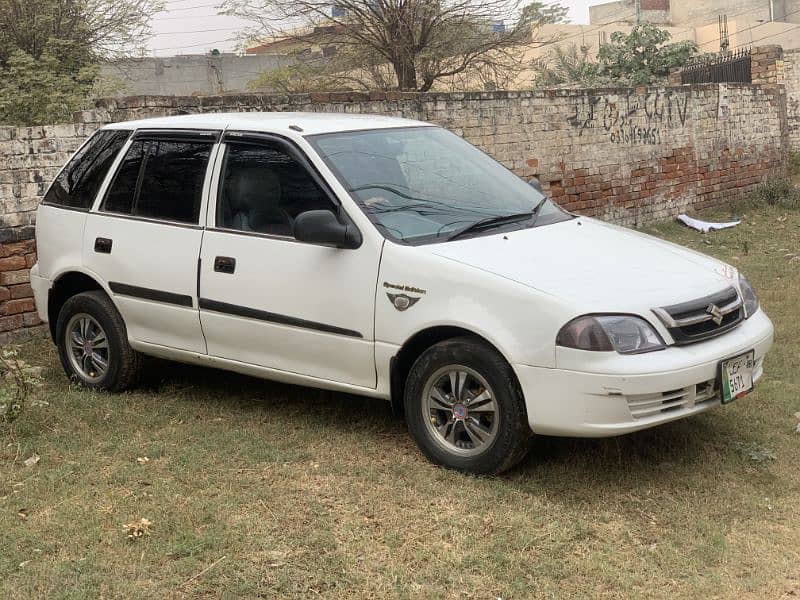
589, 0, 800, 52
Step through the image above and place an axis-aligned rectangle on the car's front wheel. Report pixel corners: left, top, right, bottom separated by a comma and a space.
404, 337, 530, 474
56, 291, 141, 391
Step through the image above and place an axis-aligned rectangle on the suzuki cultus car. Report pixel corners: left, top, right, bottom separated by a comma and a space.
32, 113, 773, 473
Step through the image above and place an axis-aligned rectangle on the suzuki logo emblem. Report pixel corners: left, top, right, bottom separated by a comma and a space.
706, 303, 724, 325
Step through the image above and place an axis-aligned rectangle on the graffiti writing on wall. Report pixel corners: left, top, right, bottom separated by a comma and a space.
567, 90, 690, 145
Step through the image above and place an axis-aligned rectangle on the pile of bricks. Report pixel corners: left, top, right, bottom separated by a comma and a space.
0, 238, 39, 342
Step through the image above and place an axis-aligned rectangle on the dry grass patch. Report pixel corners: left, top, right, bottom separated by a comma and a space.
2, 204, 800, 598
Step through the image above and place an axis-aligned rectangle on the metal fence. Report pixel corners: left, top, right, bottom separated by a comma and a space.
680, 49, 752, 84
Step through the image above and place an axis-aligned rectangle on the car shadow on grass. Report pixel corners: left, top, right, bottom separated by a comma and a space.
137, 355, 752, 491
137, 356, 398, 430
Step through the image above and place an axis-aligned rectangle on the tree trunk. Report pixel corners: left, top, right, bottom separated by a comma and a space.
392, 57, 418, 90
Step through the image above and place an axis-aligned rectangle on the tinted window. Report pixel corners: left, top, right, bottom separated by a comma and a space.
43, 130, 131, 210
102, 139, 212, 224
218, 143, 335, 237
103, 140, 146, 214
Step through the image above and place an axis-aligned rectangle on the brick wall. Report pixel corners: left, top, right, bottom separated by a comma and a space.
751, 46, 784, 86
0, 80, 790, 339
0, 239, 38, 340
785, 49, 800, 151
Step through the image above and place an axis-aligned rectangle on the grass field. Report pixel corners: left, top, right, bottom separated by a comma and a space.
2, 203, 800, 599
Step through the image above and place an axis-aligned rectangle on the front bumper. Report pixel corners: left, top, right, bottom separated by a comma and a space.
515, 309, 774, 437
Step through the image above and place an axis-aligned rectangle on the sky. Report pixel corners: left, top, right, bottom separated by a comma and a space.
147, 0, 598, 56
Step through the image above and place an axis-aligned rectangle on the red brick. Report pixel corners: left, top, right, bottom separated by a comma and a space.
25, 253, 37, 268
1, 298, 35, 316
8, 283, 32, 299
0, 287, 9, 301
0, 270, 30, 285
0, 256, 26, 271
0, 240, 36, 258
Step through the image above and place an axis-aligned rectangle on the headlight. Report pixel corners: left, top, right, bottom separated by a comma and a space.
557, 315, 666, 354
738, 273, 759, 319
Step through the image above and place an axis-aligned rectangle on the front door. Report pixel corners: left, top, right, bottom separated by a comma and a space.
198, 135, 380, 388
83, 131, 218, 353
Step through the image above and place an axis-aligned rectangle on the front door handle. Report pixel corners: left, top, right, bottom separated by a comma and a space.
94, 237, 113, 254
214, 256, 236, 274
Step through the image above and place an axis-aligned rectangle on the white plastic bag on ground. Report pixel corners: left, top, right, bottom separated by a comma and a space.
676, 214, 741, 233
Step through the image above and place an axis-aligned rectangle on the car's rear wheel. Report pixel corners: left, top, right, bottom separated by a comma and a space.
56, 291, 141, 391
404, 337, 530, 474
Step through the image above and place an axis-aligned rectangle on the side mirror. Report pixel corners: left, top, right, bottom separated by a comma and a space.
293, 210, 361, 249
528, 177, 544, 193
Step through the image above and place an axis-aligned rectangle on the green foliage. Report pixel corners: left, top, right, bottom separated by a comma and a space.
531, 44, 601, 88
597, 23, 697, 85
789, 151, 800, 180
0, 0, 161, 125
0, 347, 43, 424
746, 179, 800, 210
0, 49, 98, 126
532, 25, 697, 88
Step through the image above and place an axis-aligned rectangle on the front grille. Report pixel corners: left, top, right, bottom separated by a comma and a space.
652, 286, 743, 345
625, 378, 719, 419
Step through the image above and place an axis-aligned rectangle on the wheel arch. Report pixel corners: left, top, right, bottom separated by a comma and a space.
389, 325, 517, 419
47, 271, 108, 341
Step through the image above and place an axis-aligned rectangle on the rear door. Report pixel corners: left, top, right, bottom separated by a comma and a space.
198, 133, 380, 387
83, 130, 220, 353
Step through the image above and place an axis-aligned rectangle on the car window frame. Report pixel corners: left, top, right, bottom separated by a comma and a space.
207, 130, 361, 246
96, 129, 222, 229
40, 129, 133, 213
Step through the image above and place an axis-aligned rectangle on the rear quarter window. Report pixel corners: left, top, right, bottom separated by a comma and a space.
43, 130, 132, 210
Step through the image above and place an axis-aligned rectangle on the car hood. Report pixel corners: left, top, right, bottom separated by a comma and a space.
424, 217, 738, 313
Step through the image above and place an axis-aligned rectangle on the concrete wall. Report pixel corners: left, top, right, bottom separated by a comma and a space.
0, 83, 790, 338
101, 54, 294, 97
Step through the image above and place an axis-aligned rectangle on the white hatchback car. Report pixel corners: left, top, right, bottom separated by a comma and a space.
32, 113, 773, 473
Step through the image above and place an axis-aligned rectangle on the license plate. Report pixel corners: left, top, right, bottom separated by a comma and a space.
719, 350, 755, 404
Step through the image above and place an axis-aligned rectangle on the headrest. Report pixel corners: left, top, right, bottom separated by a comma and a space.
226, 167, 282, 211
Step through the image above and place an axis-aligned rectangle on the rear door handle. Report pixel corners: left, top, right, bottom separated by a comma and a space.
94, 237, 113, 254
214, 256, 236, 274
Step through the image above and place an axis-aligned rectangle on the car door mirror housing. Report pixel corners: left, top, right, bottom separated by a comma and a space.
293, 210, 361, 249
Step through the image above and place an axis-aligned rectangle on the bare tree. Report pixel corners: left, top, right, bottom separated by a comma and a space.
224, 0, 568, 92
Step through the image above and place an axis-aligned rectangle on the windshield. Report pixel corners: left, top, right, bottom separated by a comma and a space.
308, 126, 572, 244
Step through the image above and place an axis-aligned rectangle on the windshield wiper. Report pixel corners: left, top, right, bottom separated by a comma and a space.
528, 197, 549, 227
446, 211, 535, 241
445, 198, 549, 241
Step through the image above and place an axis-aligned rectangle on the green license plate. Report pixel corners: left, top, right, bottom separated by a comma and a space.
719, 350, 755, 404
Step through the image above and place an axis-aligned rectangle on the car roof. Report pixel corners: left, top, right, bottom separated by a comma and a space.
102, 112, 435, 136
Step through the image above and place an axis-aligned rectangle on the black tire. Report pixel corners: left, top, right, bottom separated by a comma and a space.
404, 336, 530, 474
55, 290, 141, 392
